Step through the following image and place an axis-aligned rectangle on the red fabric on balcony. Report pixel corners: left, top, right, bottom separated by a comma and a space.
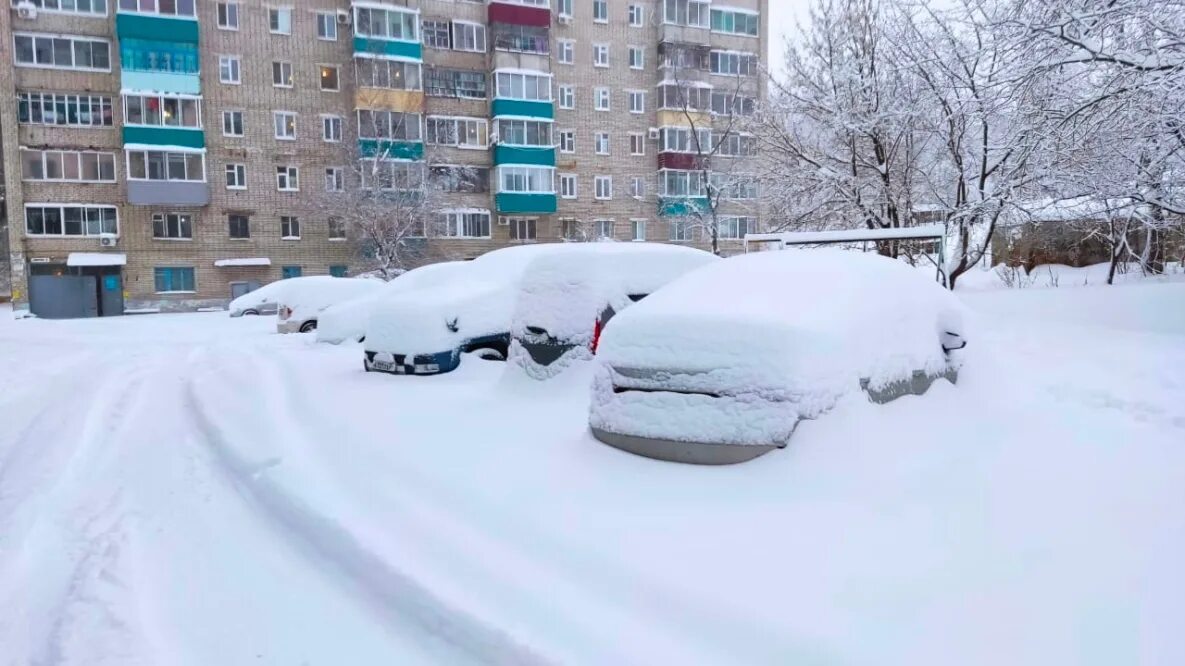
488, 2, 551, 27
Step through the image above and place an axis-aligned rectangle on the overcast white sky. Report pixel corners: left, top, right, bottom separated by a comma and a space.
767, 0, 813, 76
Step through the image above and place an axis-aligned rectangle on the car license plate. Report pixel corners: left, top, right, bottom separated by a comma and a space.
371, 360, 399, 373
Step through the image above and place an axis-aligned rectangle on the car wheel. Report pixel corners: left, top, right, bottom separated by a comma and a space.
243, 309, 258, 316
473, 347, 505, 361
299, 320, 318, 333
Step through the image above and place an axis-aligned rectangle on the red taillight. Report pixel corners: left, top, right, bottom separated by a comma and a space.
591, 319, 603, 354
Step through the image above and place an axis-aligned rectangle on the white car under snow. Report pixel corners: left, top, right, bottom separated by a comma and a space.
315, 262, 469, 344
274, 277, 384, 334
589, 250, 969, 464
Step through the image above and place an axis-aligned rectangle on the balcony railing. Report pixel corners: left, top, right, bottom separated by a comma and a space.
493, 33, 549, 55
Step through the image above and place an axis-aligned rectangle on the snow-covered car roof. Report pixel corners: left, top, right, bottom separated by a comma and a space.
511, 243, 719, 344
315, 261, 469, 344
596, 249, 969, 404
227, 279, 292, 315
276, 277, 384, 321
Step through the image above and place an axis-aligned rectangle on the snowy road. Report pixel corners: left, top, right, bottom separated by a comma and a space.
2, 280, 1184, 665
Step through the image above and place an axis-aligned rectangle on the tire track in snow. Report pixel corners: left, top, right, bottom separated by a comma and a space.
183, 349, 551, 666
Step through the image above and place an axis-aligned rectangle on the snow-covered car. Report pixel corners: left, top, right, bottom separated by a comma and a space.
509, 244, 718, 377
275, 277, 384, 334
228, 282, 284, 317
364, 245, 602, 375
315, 262, 469, 344
589, 250, 969, 465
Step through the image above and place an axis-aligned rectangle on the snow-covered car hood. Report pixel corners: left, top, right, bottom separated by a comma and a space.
316, 262, 471, 344
365, 282, 514, 356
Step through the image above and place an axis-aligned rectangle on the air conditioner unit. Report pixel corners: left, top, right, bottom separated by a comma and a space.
15, 1, 37, 19
99, 235, 118, 247
336, 10, 351, 25
497, 216, 511, 226
648, 127, 660, 140
556, 14, 572, 25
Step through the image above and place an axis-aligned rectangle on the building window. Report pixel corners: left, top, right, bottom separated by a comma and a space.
712, 91, 757, 116
664, 0, 711, 28
216, 2, 239, 29
126, 150, 205, 182
423, 20, 451, 48
426, 116, 489, 148
629, 4, 645, 26
273, 111, 297, 139
17, 92, 114, 128
282, 266, 302, 279
718, 133, 758, 156
319, 65, 340, 91
269, 7, 293, 35
25, 204, 118, 237
123, 93, 201, 128
558, 130, 575, 153
494, 71, 552, 101
711, 8, 760, 36
559, 173, 577, 199
225, 163, 246, 189
628, 91, 645, 113
325, 167, 345, 192
13, 33, 111, 72
595, 88, 610, 111
557, 0, 573, 17
558, 85, 575, 110
629, 46, 644, 69
453, 21, 486, 52
276, 166, 299, 191
596, 219, 615, 240
357, 110, 422, 140
718, 216, 755, 239
661, 169, 706, 196
322, 115, 343, 142
493, 23, 550, 54
560, 218, 583, 241
329, 265, 348, 277
20, 149, 116, 182
430, 165, 490, 193
595, 132, 610, 155
595, 176, 612, 200
356, 58, 422, 91
152, 212, 193, 240
273, 61, 294, 88
507, 217, 537, 241
425, 67, 486, 99
593, 0, 608, 23
558, 40, 574, 64
120, 0, 194, 16
328, 218, 347, 240
439, 210, 492, 239
228, 214, 250, 239
630, 176, 646, 198
497, 118, 551, 146
593, 44, 609, 67
17, 0, 108, 16
316, 12, 337, 40
219, 55, 241, 84
629, 133, 645, 155
670, 218, 693, 241
154, 267, 195, 293
660, 126, 713, 153
353, 6, 418, 41
709, 50, 759, 76
631, 219, 647, 241
659, 83, 712, 111
280, 216, 300, 239
497, 166, 555, 194
222, 110, 244, 136
360, 160, 425, 191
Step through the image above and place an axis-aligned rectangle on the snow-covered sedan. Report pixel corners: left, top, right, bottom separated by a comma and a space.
589, 250, 969, 464
275, 277, 384, 334
509, 244, 718, 377
228, 281, 284, 317
315, 262, 468, 344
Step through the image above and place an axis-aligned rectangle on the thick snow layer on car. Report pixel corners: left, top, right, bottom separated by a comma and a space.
278, 277, 384, 326
591, 250, 968, 445
316, 262, 469, 344
227, 279, 292, 315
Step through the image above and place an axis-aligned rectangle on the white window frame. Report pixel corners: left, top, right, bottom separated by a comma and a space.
558, 85, 575, 110
125, 149, 207, 182
595, 175, 612, 200
452, 21, 487, 53
12, 33, 112, 72
595, 219, 615, 240
494, 70, 552, 102
319, 64, 341, 91
225, 163, 246, 190
438, 209, 492, 239
594, 87, 610, 111
268, 6, 293, 35
273, 111, 297, 140
24, 203, 119, 238
13, 0, 108, 17
593, 43, 609, 68
325, 166, 345, 192
19, 148, 117, 183
280, 215, 301, 240
507, 216, 538, 242
152, 212, 194, 241
276, 165, 300, 192
558, 39, 574, 65
593, 0, 608, 23
217, 2, 240, 30
559, 173, 577, 199
629, 133, 646, 156
122, 92, 203, 129
557, 0, 573, 18
497, 165, 555, 194
630, 176, 646, 198
316, 12, 338, 40
628, 90, 646, 114
321, 115, 343, 142
272, 61, 294, 88
629, 4, 645, 27
118, 0, 195, 16
17, 92, 114, 128
629, 46, 645, 69
594, 132, 610, 155
631, 219, 647, 241
558, 130, 575, 154
219, 55, 241, 84
221, 109, 244, 137
426, 116, 489, 150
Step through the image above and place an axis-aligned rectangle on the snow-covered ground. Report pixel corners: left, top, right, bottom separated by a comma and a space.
1, 274, 1183, 665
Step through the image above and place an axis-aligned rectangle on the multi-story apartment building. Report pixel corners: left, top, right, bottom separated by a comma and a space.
1, 0, 767, 317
